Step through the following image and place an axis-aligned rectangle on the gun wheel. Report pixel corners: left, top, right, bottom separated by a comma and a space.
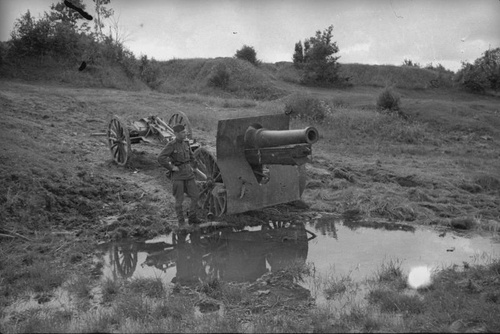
108, 115, 131, 166
168, 111, 193, 138
113, 243, 138, 279
194, 147, 227, 218
262, 221, 290, 229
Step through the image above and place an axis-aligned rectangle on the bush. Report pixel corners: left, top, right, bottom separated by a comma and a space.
208, 64, 230, 89
139, 55, 162, 89
455, 47, 500, 93
402, 58, 421, 68
377, 87, 401, 112
0, 41, 9, 66
234, 45, 260, 65
9, 11, 84, 61
5, 6, 142, 84
455, 62, 489, 94
284, 92, 329, 121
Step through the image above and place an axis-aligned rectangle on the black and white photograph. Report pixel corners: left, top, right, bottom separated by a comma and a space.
1, 0, 499, 332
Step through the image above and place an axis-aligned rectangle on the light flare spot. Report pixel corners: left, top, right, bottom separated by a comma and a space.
408, 266, 432, 289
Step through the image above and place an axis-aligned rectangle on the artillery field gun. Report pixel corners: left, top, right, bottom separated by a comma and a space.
101, 112, 319, 218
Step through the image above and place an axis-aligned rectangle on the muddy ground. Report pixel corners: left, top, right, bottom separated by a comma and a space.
1, 78, 500, 332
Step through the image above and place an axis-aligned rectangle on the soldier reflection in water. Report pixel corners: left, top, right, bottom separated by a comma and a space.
172, 231, 206, 285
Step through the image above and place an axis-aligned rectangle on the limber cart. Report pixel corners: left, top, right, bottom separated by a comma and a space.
105, 111, 199, 166
99, 112, 319, 218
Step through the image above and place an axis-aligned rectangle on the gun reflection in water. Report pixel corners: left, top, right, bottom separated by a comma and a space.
99, 222, 316, 285
98, 240, 169, 281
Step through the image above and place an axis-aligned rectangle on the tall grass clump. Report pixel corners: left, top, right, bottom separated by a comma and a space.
139, 55, 164, 89
323, 274, 353, 299
284, 92, 329, 121
375, 258, 406, 289
377, 86, 401, 112
208, 64, 230, 89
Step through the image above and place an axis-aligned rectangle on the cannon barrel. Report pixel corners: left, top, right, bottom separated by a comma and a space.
243, 123, 319, 166
244, 124, 319, 149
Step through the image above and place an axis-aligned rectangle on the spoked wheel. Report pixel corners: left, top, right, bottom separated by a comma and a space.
107, 115, 131, 166
114, 243, 138, 278
194, 147, 227, 218
168, 111, 193, 138
262, 221, 291, 230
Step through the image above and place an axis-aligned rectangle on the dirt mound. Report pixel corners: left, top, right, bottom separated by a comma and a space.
154, 57, 287, 100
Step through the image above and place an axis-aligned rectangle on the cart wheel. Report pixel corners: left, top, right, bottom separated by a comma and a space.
168, 111, 193, 138
108, 115, 131, 166
194, 147, 227, 218
262, 221, 289, 230
114, 243, 138, 278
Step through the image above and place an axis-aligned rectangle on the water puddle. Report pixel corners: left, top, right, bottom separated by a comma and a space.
95, 216, 500, 301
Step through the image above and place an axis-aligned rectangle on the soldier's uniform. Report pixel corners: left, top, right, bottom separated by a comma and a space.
158, 128, 200, 225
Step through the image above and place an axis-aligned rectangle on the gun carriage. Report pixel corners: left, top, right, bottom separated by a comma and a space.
102, 112, 319, 218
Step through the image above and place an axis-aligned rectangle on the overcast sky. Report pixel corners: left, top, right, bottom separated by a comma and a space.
1, 0, 499, 72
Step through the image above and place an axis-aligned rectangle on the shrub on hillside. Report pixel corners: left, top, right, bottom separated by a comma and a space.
424, 63, 454, 88
455, 47, 500, 93
235, 45, 260, 66
377, 87, 401, 112
0, 41, 8, 66
208, 64, 230, 89
118, 49, 139, 78
402, 59, 421, 68
284, 93, 329, 121
139, 55, 162, 89
455, 63, 489, 94
9, 11, 85, 60
4, 3, 144, 86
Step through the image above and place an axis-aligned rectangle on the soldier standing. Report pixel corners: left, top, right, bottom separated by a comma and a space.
158, 124, 200, 225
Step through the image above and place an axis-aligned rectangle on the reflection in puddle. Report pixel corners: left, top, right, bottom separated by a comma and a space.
96, 217, 500, 301
97, 221, 314, 287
